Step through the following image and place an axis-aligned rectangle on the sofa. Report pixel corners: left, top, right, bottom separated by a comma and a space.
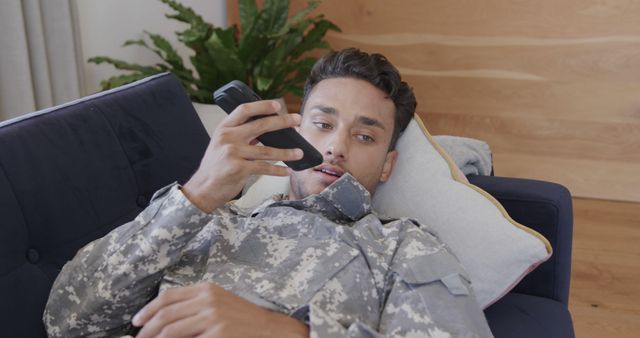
0, 73, 574, 337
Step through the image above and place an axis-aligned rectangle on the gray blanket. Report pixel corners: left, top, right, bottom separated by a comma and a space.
433, 135, 493, 176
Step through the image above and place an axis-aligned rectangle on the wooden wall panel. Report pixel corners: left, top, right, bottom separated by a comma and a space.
229, 0, 640, 202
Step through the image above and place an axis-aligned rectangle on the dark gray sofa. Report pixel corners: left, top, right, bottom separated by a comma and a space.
0, 73, 574, 337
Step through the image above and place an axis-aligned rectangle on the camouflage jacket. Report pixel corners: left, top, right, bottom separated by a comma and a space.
44, 174, 493, 338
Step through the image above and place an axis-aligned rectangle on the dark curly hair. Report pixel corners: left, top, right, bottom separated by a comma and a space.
301, 48, 417, 150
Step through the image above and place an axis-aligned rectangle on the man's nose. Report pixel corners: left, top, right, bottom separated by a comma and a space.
324, 131, 348, 161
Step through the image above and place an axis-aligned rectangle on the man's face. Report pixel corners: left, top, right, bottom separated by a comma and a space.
289, 77, 398, 200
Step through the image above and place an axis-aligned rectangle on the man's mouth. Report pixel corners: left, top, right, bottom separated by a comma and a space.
313, 165, 345, 178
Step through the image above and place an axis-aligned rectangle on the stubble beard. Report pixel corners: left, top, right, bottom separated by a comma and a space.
289, 170, 320, 201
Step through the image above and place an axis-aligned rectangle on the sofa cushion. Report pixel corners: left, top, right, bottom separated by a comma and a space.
0, 73, 209, 338
485, 293, 575, 338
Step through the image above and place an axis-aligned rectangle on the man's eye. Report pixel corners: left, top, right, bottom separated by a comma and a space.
357, 134, 374, 143
313, 122, 332, 130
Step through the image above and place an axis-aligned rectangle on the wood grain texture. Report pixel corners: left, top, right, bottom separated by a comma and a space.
493, 153, 640, 201
570, 198, 640, 338
423, 112, 640, 163
230, 1, 640, 201
405, 77, 640, 123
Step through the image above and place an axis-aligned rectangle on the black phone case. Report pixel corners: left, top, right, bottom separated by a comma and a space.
213, 80, 323, 171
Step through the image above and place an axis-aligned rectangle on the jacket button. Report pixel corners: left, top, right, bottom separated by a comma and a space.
136, 195, 148, 208
26, 248, 40, 264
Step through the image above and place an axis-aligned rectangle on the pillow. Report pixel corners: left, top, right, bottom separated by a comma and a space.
234, 116, 552, 309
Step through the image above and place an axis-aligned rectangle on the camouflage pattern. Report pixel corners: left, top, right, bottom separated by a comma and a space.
44, 174, 493, 338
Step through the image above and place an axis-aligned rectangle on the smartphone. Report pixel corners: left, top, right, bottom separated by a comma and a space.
213, 80, 323, 171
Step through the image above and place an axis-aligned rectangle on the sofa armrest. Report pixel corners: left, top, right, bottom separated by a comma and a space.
466, 175, 573, 306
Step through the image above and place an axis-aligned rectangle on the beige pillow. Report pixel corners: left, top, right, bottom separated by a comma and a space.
234, 115, 552, 308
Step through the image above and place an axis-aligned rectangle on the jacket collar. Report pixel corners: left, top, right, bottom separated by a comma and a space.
256, 173, 372, 223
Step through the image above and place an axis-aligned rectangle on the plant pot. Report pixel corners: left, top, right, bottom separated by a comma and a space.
192, 98, 288, 137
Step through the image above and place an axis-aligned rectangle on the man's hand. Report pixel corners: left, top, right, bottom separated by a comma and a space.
182, 100, 303, 213
132, 282, 309, 338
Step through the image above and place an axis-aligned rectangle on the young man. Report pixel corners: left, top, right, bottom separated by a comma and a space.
44, 48, 493, 338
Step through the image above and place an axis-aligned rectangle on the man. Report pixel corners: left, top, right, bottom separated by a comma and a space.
44, 48, 493, 338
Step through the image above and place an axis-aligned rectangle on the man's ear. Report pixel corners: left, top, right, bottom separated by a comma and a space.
379, 150, 398, 182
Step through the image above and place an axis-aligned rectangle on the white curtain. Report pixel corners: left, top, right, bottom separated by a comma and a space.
0, 0, 84, 121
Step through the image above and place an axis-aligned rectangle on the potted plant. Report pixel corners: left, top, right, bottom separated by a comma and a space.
88, 0, 340, 134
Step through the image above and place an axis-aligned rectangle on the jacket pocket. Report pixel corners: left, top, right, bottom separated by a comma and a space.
391, 246, 472, 296
252, 240, 360, 313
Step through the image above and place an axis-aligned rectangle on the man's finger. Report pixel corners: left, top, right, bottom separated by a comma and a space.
134, 297, 201, 338
237, 113, 301, 143
237, 145, 303, 162
132, 285, 199, 327
151, 311, 211, 338
219, 100, 281, 128
248, 161, 292, 177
